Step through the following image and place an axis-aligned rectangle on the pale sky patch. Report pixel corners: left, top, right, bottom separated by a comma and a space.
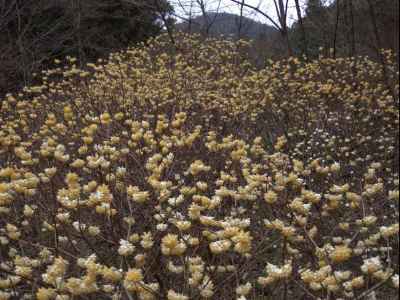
170, 0, 310, 27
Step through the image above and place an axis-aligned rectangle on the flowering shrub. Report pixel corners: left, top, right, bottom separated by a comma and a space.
0, 33, 398, 299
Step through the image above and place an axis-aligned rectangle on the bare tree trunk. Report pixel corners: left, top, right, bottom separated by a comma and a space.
74, 0, 84, 67
174, 0, 195, 33
196, 0, 211, 36
196, 0, 221, 37
294, 0, 308, 59
188, 0, 193, 33
274, 0, 292, 56
344, 0, 355, 57
349, 0, 356, 56
15, 0, 28, 86
229, 0, 292, 56
282, 28, 292, 56
366, 0, 397, 101
153, 0, 176, 44
237, 0, 245, 40
343, 0, 350, 56
343, 0, 355, 57
332, 0, 340, 58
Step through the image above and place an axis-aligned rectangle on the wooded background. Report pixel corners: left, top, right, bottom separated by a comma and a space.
0, 0, 398, 97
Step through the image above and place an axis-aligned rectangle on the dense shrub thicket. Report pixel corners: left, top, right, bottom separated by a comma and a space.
0, 34, 398, 299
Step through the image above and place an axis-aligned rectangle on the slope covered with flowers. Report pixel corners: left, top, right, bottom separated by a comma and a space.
0, 34, 399, 299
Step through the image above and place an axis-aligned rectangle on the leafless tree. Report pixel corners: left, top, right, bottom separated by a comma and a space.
171, 0, 197, 31
366, 0, 397, 102
228, 0, 292, 55
343, 0, 355, 57
171, 0, 223, 37
0, 0, 171, 97
0, 0, 68, 94
236, 0, 245, 39
196, 0, 222, 36
294, 0, 308, 59
332, 0, 340, 58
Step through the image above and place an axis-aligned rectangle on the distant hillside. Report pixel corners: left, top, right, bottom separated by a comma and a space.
175, 12, 276, 39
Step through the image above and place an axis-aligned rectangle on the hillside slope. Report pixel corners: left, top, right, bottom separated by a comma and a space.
175, 12, 276, 39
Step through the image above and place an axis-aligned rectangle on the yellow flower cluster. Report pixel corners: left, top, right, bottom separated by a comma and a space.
0, 33, 398, 299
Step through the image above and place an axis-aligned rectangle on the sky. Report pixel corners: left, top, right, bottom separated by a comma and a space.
170, 0, 309, 27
